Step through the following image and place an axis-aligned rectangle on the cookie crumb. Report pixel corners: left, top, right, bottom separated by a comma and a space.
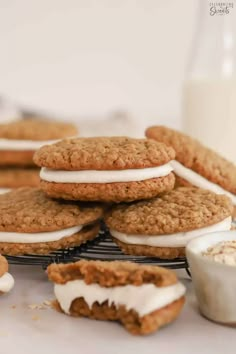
28, 304, 45, 310
11, 305, 16, 309
28, 304, 39, 310
43, 300, 52, 306
32, 315, 40, 321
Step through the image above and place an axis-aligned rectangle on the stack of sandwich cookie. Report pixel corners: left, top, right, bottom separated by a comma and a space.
47, 260, 186, 335
105, 187, 233, 259
0, 119, 78, 192
146, 126, 236, 216
0, 255, 14, 294
0, 188, 103, 255
34, 137, 175, 202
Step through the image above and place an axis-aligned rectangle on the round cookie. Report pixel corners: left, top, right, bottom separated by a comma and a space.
34, 137, 175, 202
0, 167, 40, 188
145, 126, 236, 211
105, 187, 233, 259
0, 255, 8, 277
0, 255, 14, 294
0, 119, 78, 166
0, 187, 103, 255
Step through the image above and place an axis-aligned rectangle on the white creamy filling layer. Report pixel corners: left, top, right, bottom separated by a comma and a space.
0, 138, 59, 151
111, 216, 232, 248
40, 162, 173, 184
171, 160, 236, 205
0, 188, 11, 195
54, 280, 186, 317
0, 272, 14, 293
0, 225, 83, 243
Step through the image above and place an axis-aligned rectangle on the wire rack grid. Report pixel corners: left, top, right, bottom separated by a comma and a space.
6, 225, 189, 274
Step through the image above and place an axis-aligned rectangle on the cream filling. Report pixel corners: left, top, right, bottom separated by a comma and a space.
110, 216, 232, 248
0, 138, 60, 151
54, 280, 186, 317
40, 162, 173, 184
171, 160, 236, 205
0, 225, 83, 243
0, 188, 11, 195
0, 272, 14, 293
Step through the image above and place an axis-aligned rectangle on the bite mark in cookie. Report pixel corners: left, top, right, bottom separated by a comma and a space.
47, 260, 186, 335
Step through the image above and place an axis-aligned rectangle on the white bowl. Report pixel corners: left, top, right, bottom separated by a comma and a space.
186, 230, 236, 325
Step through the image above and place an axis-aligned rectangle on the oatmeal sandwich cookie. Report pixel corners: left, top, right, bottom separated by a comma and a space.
146, 126, 236, 213
34, 137, 175, 203
47, 260, 186, 335
0, 167, 40, 191
0, 255, 14, 294
0, 188, 103, 255
105, 187, 233, 259
0, 118, 78, 166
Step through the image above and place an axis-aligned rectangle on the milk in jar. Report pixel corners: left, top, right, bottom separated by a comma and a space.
183, 79, 236, 163
182, 1, 236, 163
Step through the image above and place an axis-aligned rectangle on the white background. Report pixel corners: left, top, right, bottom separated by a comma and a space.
0, 0, 196, 128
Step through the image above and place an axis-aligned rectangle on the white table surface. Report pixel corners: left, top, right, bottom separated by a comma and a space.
1, 265, 235, 354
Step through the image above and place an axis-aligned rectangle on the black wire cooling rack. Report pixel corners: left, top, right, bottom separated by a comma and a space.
5, 225, 189, 273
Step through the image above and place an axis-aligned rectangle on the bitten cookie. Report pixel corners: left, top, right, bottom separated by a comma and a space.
105, 187, 233, 259
145, 126, 236, 215
0, 118, 78, 166
0, 255, 14, 294
34, 137, 175, 202
47, 260, 186, 335
0, 188, 103, 255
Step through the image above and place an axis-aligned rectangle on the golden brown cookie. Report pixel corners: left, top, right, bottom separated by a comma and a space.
0, 255, 14, 294
0, 187, 103, 255
105, 187, 233, 259
0, 118, 77, 141
114, 240, 185, 259
0, 223, 99, 256
173, 177, 236, 220
34, 136, 175, 170
0, 118, 78, 166
39, 174, 175, 203
145, 126, 236, 196
34, 137, 175, 202
0, 167, 40, 188
174, 175, 191, 188
47, 260, 186, 335
0, 255, 8, 277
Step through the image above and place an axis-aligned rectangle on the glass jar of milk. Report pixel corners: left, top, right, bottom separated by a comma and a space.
183, 1, 236, 163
